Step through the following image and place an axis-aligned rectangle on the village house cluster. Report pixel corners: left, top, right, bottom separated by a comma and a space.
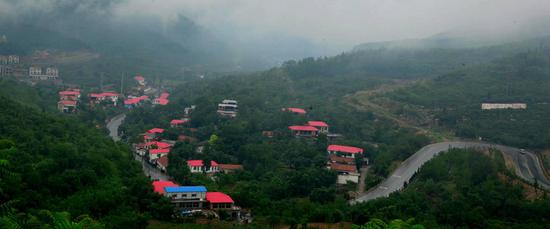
327, 144, 366, 184
152, 181, 240, 217
29, 66, 59, 80
0, 55, 19, 77
284, 107, 367, 185
57, 89, 81, 113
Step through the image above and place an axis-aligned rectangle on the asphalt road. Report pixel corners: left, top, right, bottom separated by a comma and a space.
352, 141, 550, 204
106, 114, 172, 181
107, 114, 126, 141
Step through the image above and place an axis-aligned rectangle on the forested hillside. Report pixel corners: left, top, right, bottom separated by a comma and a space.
388, 49, 550, 148
0, 96, 167, 228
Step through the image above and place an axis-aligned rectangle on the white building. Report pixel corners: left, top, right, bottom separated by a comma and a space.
481, 103, 527, 110
29, 66, 59, 80
164, 186, 207, 209
217, 99, 238, 117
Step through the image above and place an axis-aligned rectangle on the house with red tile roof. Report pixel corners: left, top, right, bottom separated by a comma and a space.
308, 121, 329, 134
58, 100, 77, 113
329, 163, 360, 184
152, 180, 178, 194
149, 148, 170, 160
89, 92, 119, 106
156, 155, 169, 172
206, 192, 235, 210
329, 154, 355, 165
187, 160, 219, 173
135, 75, 145, 86
218, 164, 243, 174
145, 141, 172, 150
289, 125, 318, 137
283, 107, 306, 114
187, 160, 204, 173
327, 144, 363, 159
170, 119, 188, 128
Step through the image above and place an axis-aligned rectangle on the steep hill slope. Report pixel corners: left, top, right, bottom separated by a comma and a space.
387, 49, 550, 148
0, 95, 164, 228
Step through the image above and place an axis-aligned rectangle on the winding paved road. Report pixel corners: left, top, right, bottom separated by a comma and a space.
352, 141, 550, 204
107, 114, 171, 180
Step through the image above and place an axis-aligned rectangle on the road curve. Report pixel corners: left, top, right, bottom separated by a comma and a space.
107, 114, 126, 141
106, 114, 172, 181
352, 141, 550, 204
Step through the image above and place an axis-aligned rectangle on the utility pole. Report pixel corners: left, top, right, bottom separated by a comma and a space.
120, 72, 124, 95
100, 72, 104, 91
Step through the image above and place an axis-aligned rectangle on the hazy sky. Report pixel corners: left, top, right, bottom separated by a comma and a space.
114, 0, 550, 48
2, 0, 550, 50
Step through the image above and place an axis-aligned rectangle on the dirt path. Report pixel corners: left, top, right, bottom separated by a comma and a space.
343, 80, 453, 141
357, 166, 369, 193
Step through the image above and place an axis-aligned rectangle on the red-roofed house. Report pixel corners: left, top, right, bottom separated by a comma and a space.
149, 148, 170, 160
289, 125, 318, 138
135, 75, 145, 86
329, 154, 356, 165
218, 164, 243, 174
283, 107, 306, 114
170, 119, 188, 128
156, 155, 169, 172
145, 141, 172, 150
57, 100, 77, 113
187, 160, 219, 173
329, 163, 360, 184
187, 160, 204, 173
308, 121, 329, 134
59, 90, 81, 100
206, 192, 234, 210
147, 128, 165, 134
327, 145, 363, 159
153, 92, 170, 105
152, 180, 178, 194
89, 92, 119, 106
208, 160, 219, 173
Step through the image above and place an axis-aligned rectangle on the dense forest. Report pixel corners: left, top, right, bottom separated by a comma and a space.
388, 49, 550, 148
0, 95, 173, 228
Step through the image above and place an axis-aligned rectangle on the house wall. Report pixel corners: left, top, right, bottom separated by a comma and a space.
481, 103, 527, 110
165, 191, 206, 201
337, 173, 359, 184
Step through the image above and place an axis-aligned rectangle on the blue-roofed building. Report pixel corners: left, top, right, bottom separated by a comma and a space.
163, 186, 207, 209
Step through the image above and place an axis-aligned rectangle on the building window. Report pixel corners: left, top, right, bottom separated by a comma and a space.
191, 194, 197, 197
182, 194, 187, 198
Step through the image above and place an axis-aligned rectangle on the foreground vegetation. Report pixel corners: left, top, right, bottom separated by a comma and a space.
0, 96, 173, 228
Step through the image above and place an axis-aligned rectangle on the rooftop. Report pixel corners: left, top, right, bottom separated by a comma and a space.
285, 107, 306, 114
147, 128, 165, 134
308, 121, 329, 127
135, 75, 145, 81
187, 160, 204, 167
90, 92, 119, 98
152, 180, 178, 194
218, 164, 243, 170
330, 163, 357, 173
289, 125, 318, 131
59, 100, 77, 106
165, 186, 207, 193
329, 154, 356, 164
59, 91, 81, 96
206, 192, 234, 203
150, 148, 170, 154
328, 145, 363, 154
157, 155, 169, 167
170, 119, 187, 125
145, 141, 172, 149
